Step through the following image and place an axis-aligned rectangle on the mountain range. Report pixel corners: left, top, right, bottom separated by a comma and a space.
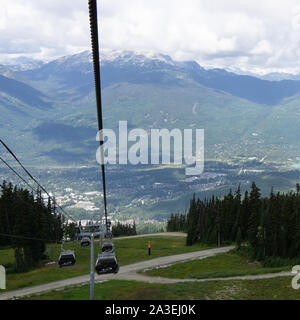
1, 50, 300, 166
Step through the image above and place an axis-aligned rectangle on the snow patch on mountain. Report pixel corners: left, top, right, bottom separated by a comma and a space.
100, 49, 176, 66
0, 56, 45, 71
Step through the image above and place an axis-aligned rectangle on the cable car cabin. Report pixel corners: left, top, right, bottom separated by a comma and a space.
80, 236, 91, 247
95, 252, 119, 275
58, 250, 76, 268
104, 231, 112, 240
102, 240, 114, 252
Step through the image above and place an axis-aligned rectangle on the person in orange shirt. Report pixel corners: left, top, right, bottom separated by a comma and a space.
148, 241, 151, 256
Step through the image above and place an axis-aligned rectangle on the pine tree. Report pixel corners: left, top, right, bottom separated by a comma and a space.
236, 227, 242, 250
241, 190, 249, 240
247, 182, 261, 258
186, 194, 198, 246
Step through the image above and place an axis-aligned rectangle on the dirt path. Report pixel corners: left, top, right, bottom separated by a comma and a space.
116, 271, 293, 284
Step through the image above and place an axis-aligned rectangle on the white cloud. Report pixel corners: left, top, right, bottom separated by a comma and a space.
1, 0, 300, 74
251, 40, 273, 55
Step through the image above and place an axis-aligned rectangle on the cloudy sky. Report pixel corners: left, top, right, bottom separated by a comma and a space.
1, 0, 300, 74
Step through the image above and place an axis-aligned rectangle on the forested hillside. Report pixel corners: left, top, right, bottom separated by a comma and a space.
0, 181, 63, 272
168, 182, 300, 266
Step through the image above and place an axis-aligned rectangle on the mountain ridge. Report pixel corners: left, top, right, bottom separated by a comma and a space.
1, 49, 300, 166
10, 50, 300, 106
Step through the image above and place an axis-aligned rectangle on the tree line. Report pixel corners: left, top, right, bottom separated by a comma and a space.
0, 181, 63, 272
167, 182, 300, 266
112, 221, 137, 237
167, 213, 187, 232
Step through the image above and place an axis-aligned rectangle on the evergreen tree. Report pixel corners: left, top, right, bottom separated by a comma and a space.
247, 182, 261, 258
0, 181, 64, 272
186, 194, 198, 246
236, 227, 242, 250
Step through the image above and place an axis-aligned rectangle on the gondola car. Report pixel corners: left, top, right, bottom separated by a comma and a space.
58, 250, 76, 267
104, 231, 113, 240
80, 236, 91, 247
101, 240, 114, 252
95, 252, 119, 275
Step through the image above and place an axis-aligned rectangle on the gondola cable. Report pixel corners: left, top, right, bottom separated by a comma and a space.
1, 140, 80, 267
0, 232, 60, 243
0, 155, 36, 193
0, 158, 55, 201
0, 139, 76, 223
88, 0, 108, 232
0, 139, 50, 198
0, 232, 76, 267
88, 0, 119, 275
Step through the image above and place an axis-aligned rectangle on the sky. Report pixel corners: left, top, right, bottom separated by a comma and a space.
1, 0, 300, 75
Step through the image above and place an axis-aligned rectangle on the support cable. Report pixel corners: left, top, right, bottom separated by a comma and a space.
88, 0, 109, 232
0, 139, 76, 223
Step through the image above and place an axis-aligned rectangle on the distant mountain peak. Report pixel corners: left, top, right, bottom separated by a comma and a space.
52, 50, 92, 66
99, 49, 176, 67
51, 49, 177, 68
0, 56, 45, 71
13, 49, 300, 106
